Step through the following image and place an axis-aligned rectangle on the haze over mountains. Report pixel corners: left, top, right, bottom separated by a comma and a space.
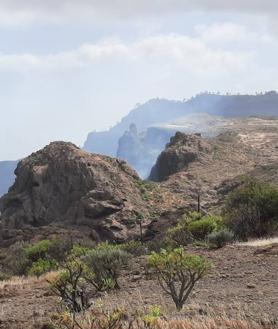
0, 91, 278, 197
84, 91, 278, 177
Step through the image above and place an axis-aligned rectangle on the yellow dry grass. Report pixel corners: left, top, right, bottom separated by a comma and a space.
0, 270, 59, 290
238, 237, 278, 247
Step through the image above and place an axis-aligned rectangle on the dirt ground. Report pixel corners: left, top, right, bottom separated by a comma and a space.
0, 243, 278, 329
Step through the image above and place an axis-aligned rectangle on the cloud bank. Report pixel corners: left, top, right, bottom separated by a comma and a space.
0, 33, 252, 73
0, 0, 277, 26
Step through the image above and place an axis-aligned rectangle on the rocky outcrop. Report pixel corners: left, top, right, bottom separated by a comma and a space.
149, 133, 211, 181
0, 142, 148, 244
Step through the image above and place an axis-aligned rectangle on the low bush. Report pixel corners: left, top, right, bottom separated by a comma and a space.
4, 242, 30, 275
25, 239, 52, 262
0, 272, 11, 281
28, 258, 58, 277
147, 248, 211, 310
4, 237, 74, 277
207, 229, 234, 249
49, 257, 90, 314
166, 212, 224, 245
187, 215, 223, 240
120, 240, 146, 256
225, 179, 278, 239
84, 243, 131, 290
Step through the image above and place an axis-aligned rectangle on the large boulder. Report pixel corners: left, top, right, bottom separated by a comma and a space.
0, 142, 148, 243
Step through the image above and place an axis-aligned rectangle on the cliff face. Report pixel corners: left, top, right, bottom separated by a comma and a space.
149, 133, 211, 182
117, 124, 173, 178
83, 99, 186, 156
0, 142, 148, 244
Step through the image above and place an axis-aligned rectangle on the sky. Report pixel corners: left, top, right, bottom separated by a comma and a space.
1, 0, 278, 160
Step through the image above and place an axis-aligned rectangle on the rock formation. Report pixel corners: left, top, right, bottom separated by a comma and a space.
0, 142, 148, 244
149, 132, 211, 181
117, 124, 173, 178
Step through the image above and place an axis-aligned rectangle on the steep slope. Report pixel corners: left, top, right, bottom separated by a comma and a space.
0, 161, 17, 197
0, 142, 148, 245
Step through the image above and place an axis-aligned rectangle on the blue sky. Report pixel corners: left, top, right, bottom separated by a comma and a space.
1, 0, 278, 160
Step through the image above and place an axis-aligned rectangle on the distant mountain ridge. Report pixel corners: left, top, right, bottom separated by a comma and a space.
1, 92, 278, 196
83, 91, 278, 159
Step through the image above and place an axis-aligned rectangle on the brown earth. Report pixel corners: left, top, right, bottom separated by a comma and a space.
0, 243, 277, 329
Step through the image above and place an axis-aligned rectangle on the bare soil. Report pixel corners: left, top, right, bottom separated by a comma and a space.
0, 243, 278, 329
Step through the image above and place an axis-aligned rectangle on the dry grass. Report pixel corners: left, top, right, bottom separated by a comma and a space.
51, 295, 278, 329
53, 309, 278, 329
0, 271, 59, 290
155, 318, 275, 329
238, 237, 278, 247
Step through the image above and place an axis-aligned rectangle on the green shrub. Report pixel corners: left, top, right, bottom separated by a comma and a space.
188, 215, 223, 240
0, 272, 11, 281
147, 248, 211, 311
25, 239, 52, 262
70, 244, 92, 258
207, 229, 234, 249
165, 212, 202, 246
120, 240, 146, 256
49, 257, 90, 314
28, 258, 57, 277
4, 237, 75, 276
4, 242, 30, 275
142, 305, 161, 327
84, 243, 131, 290
47, 237, 74, 262
167, 223, 193, 246
225, 179, 278, 239
25, 237, 74, 263
145, 237, 173, 253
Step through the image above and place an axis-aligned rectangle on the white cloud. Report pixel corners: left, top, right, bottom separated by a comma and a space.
195, 22, 274, 47
0, 34, 252, 74
0, 0, 277, 26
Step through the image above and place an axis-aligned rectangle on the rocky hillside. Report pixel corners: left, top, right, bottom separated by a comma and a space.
1, 117, 278, 247
149, 117, 278, 215
0, 142, 149, 246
